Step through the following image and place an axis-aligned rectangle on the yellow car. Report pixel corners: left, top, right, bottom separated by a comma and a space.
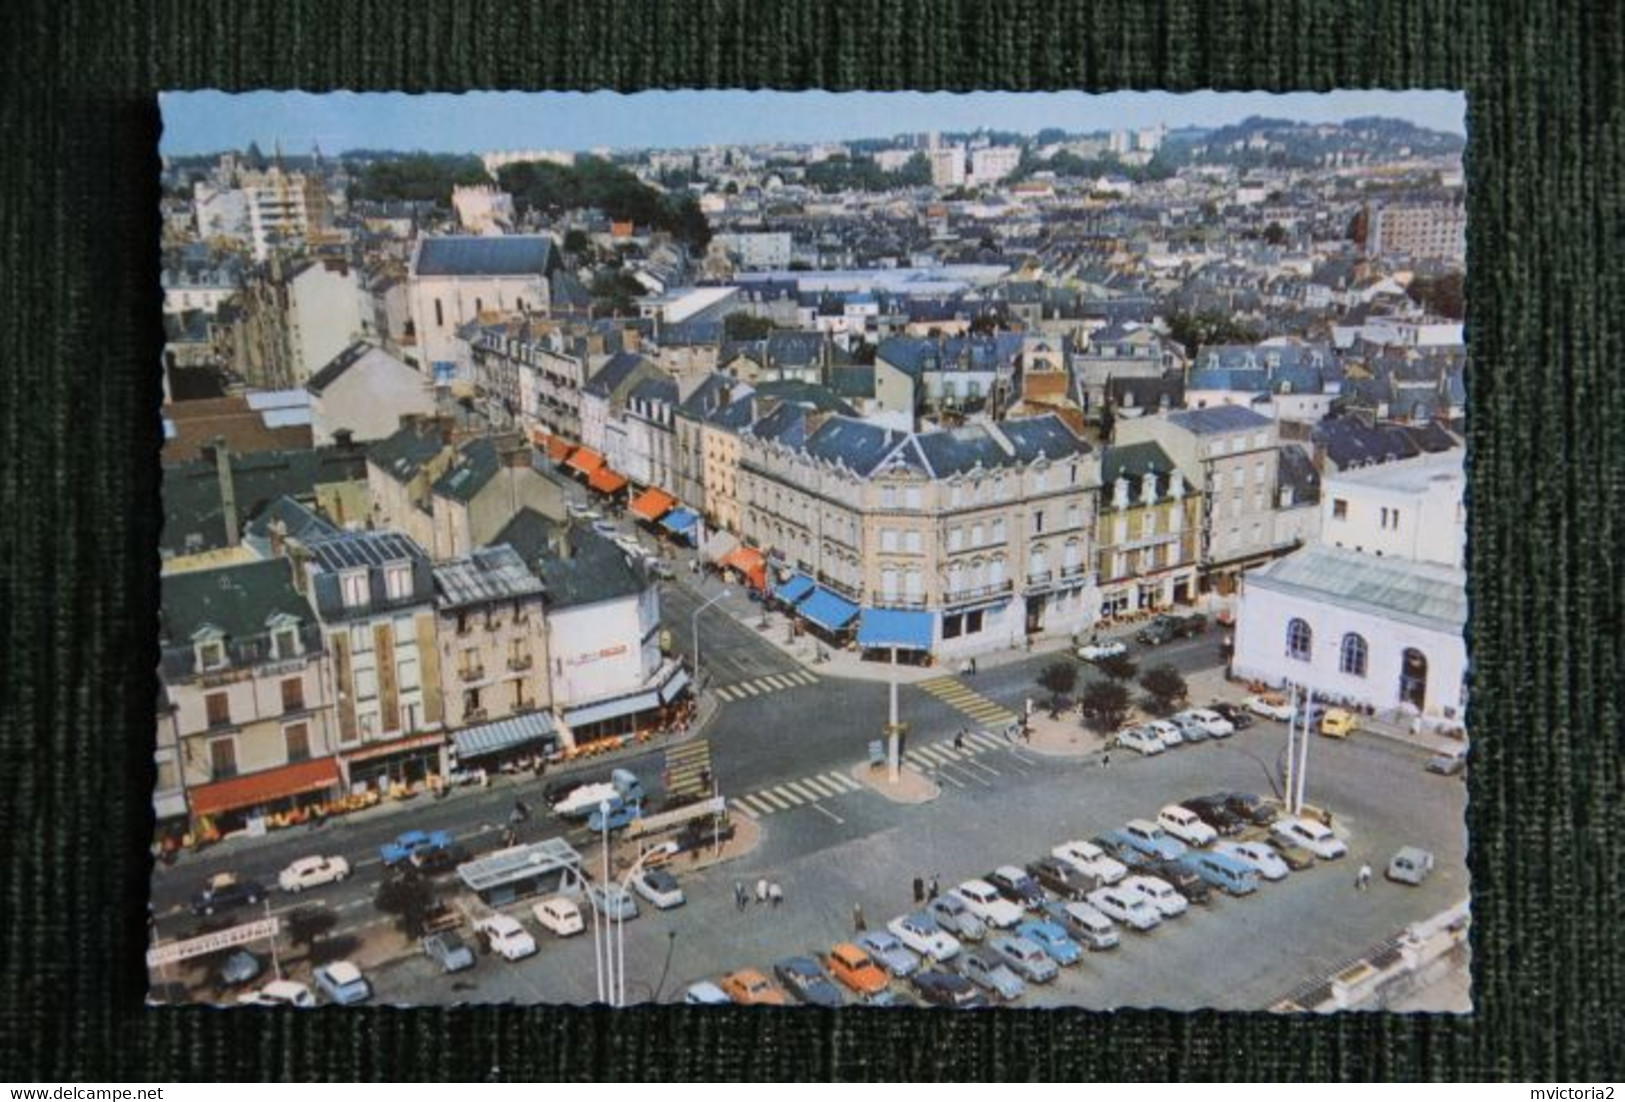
1319, 708, 1358, 739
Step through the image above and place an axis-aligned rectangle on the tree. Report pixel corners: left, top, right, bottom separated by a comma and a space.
589, 268, 646, 317
373, 873, 435, 936
1095, 652, 1139, 683
1037, 661, 1079, 718
1138, 664, 1188, 715
1406, 271, 1465, 320
352, 153, 489, 206
285, 906, 338, 954
1263, 221, 1289, 246
1078, 680, 1132, 734
563, 228, 591, 256
1166, 311, 1265, 358
723, 312, 774, 341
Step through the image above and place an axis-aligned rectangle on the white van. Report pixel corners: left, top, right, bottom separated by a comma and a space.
1272, 816, 1348, 859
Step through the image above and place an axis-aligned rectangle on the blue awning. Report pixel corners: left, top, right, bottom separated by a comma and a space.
660, 508, 699, 533
799, 587, 860, 632
858, 608, 934, 650
564, 690, 661, 728
452, 711, 558, 761
773, 573, 815, 604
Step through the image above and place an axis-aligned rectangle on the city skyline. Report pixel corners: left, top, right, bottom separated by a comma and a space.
160, 89, 1466, 158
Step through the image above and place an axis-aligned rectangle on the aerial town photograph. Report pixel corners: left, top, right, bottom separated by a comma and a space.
148, 89, 1469, 1012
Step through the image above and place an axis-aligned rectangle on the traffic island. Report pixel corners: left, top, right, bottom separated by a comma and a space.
848, 760, 939, 804
1017, 710, 1110, 759
646, 811, 762, 874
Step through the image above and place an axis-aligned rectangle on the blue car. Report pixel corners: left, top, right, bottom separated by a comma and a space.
587, 800, 642, 833
379, 829, 454, 868
1016, 919, 1083, 966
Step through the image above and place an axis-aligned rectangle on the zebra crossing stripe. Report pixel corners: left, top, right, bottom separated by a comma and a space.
717, 686, 737, 701
797, 776, 839, 798
968, 732, 1003, 750
783, 780, 821, 802
795, 671, 818, 685
733, 801, 759, 820
823, 771, 862, 792
755, 790, 791, 811
768, 785, 805, 806
764, 675, 792, 690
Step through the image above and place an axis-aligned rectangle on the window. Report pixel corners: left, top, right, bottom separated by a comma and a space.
942, 614, 963, 639
340, 570, 369, 609
434, 298, 444, 328
205, 691, 231, 728
280, 677, 304, 713
1213, 470, 1225, 492
882, 485, 897, 509
881, 528, 898, 552
196, 638, 226, 671
1340, 633, 1369, 677
272, 627, 298, 659
1032, 510, 1045, 534
395, 615, 416, 644
1332, 498, 1349, 520
399, 656, 420, 692
990, 556, 1007, 585
1254, 460, 1266, 485
350, 624, 373, 654
284, 723, 311, 763
971, 522, 985, 547
357, 710, 379, 739
948, 527, 963, 552
965, 609, 985, 634
384, 563, 412, 601
905, 568, 922, 597
882, 568, 898, 598
208, 738, 237, 779
991, 519, 1006, 544
1286, 618, 1313, 661
904, 530, 923, 554
354, 667, 378, 700
904, 486, 923, 510
1067, 503, 1081, 530
1034, 468, 1048, 492
463, 688, 482, 714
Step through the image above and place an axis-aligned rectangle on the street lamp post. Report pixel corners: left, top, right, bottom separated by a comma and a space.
690, 588, 731, 681
612, 841, 679, 1007
592, 798, 612, 1003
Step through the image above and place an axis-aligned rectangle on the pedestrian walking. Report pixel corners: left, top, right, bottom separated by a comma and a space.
756, 878, 769, 905
1356, 864, 1372, 892
912, 876, 925, 904
769, 882, 783, 908
853, 903, 866, 932
969, 657, 978, 675
734, 881, 747, 910
1101, 751, 1111, 769
954, 728, 966, 751
928, 876, 940, 901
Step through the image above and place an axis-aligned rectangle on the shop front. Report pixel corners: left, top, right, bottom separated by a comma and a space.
341, 732, 447, 797
187, 756, 343, 838
856, 607, 934, 665
561, 664, 693, 746
450, 711, 561, 776
796, 585, 860, 645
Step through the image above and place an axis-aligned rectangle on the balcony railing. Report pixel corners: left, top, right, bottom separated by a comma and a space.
459, 665, 486, 682
464, 708, 488, 723
943, 579, 1014, 607
1027, 569, 1054, 586
874, 593, 930, 610
507, 654, 533, 672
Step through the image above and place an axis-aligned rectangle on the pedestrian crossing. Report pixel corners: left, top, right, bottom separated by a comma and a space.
917, 675, 1020, 728
714, 669, 820, 701
732, 770, 864, 818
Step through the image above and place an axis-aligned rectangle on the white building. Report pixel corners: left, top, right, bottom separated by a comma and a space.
712, 232, 793, 271
1318, 450, 1465, 568
193, 184, 249, 241
408, 235, 554, 379
1232, 544, 1466, 730
286, 260, 369, 387
969, 146, 1021, 185
305, 341, 436, 446
481, 149, 576, 178
929, 146, 967, 189
451, 185, 516, 235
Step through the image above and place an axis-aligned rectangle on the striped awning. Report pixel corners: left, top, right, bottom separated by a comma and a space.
452, 711, 559, 761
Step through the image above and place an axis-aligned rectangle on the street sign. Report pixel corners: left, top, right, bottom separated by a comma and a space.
145, 917, 280, 968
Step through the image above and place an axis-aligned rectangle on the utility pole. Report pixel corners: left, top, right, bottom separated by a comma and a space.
1295, 688, 1312, 815
1283, 683, 1297, 807
887, 646, 901, 783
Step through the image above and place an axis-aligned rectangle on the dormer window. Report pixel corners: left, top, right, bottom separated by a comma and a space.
340, 569, 369, 609
384, 562, 412, 601
196, 636, 227, 672
268, 614, 302, 661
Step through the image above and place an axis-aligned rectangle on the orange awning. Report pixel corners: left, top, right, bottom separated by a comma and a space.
567, 447, 606, 475
589, 467, 629, 494
546, 436, 573, 462
719, 546, 768, 590
629, 487, 677, 521
188, 757, 341, 817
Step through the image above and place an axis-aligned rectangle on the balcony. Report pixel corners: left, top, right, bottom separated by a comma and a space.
1026, 569, 1054, 586
464, 708, 488, 724
458, 665, 486, 683
942, 579, 1014, 607
874, 594, 929, 610
507, 654, 534, 672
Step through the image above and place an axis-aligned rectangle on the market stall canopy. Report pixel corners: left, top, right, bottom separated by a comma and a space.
660, 507, 700, 535
545, 437, 573, 462
719, 545, 768, 590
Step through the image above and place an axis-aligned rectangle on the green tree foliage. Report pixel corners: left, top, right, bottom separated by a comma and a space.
590, 268, 646, 317
1138, 664, 1189, 715
1037, 661, 1079, 717
1166, 311, 1265, 358
497, 157, 711, 250
563, 228, 592, 256
722, 312, 775, 340
1078, 680, 1132, 734
373, 872, 435, 936
1263, 221, 1290, 246
1094, 652, 1140, 683
1406, 271, 1465, 320
800, 153, 930, 194
352, 153, 489, 206
285, 906, 338, 951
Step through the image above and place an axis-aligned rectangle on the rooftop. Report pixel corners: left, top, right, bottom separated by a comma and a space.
433, 545, 545, 610
1245, 543, 1465, 634
414, 235, 554, 278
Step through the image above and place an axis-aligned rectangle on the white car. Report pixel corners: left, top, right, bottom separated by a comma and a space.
1086, 886, 1162, 932
531, 896, 585, 937
312, 961, 371, 1005
1178, 707, 1235, 738
1144, 719, 1184, 747
1244, 694, 1295, 722
1157, 804, 1218, 848
237, 980, 316, 1008
1122, 875, 1189, 919
475, 914, 539, 961
887, 912, 961, 963
953, 879, 1024, 930
1051, 839, 1128, 886
277, 854, 351, 893
1272, 816, 1349, 859
1076, 639, 1128, 662
631, 867, 686, 910
1114, 726, 1165, 756
1215, 840, 1291, 881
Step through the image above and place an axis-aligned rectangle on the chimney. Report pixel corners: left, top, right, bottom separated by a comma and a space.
268, 517, 288, 558
214, 436, 239, 546
622, 327, 641, 354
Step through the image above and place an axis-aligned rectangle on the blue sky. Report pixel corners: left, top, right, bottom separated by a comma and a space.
160, 89, 1465, 157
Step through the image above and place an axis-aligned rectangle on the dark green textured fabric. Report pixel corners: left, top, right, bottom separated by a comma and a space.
1, 0, 1621, 1081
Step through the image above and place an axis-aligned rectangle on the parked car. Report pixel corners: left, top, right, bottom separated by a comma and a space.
631, 867, 685, 910
1427, 745, 1469, 776
1267, 837, 1317, 870
888, 911, 961, 962
1076, 639, 1128, 662
214, 949, 265, 990
856, 930, 922, 977
1184, 851, 1261, 896
1157, 804, 1218, 848
312, 961, 372, 1006
985, 865, 1047, 911
911, 969, 990, 1009
474, 914, 538, 961
927, 892, 987, 942
1180, 796, 1246, 837
1272, 816, 1348, 859
1123, 875, 1189, 919
1215, 840, 1292, 881
1122, 819, 1188, 861
1087, 887, 1162, 932
1149, 858, 1214, 905
586, 799, 643, 834
826, 942, 890, 995
422, 932, 476, 973
683, 981, 731, 1006
1217, 791, 1279, 827
1319, 707, 1359, 738
1243, 693, 1294, 722
590, 519, 618, 538
952, 879, 1024, 929
862, 988, 918, 1008
955, 949, 1026, 1002
720, 968, 786, 1006
583, 881, 641, 920
1168, 712, 1211, 744
1206, 700, 1255, 730
1143, 719, 1184, 748
278, 855, 351, 893
1093, 832, 1154, 870
1026, 856, 1095, 901
409, 844, 473, 877
190, 874, 268, 917
772, 956, 845, 1008
1113, 726, 1166, 756
1016, 919, 1083, 966
1052, 839, 1128, 886
237, 980, 316, 1008
1386, 847, 1436, 886
1136, 612, 1207, 646
379, 829, 454, 869
1040, 900, 1120, 950
1176, 707, 1235, 739
989, 935, 1059, 984
531, 896, 585, 936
